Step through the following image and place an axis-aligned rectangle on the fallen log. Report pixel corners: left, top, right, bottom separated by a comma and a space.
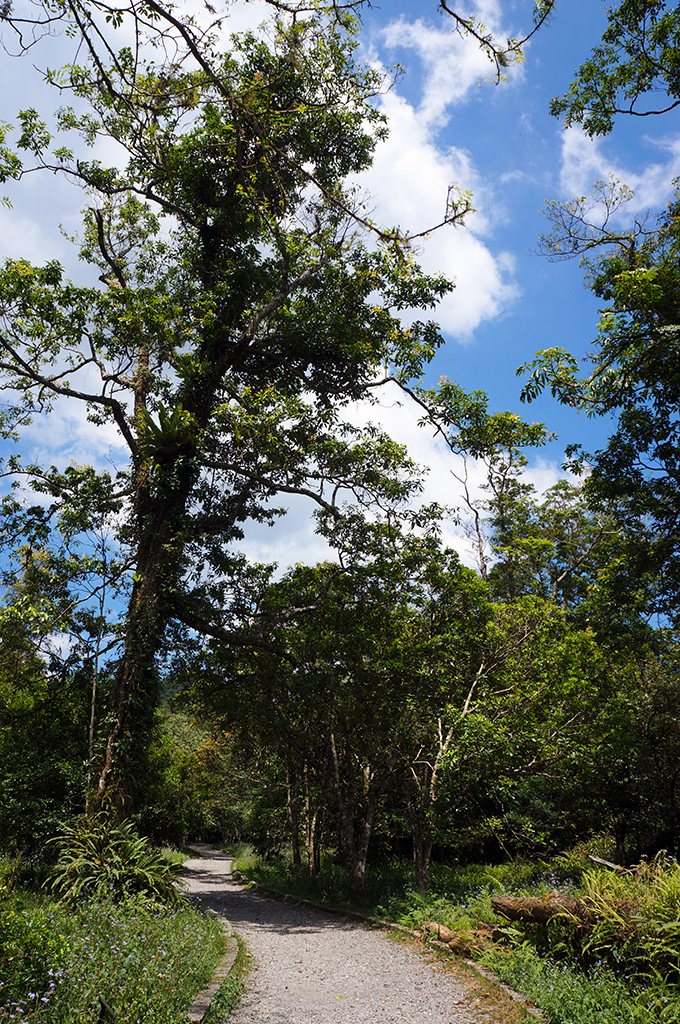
491, 889, 593, 925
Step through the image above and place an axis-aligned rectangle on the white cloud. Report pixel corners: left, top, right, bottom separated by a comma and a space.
560, 127, 680, 212
1, 2, 549, 575
1, 3, 522, 338
20, 399, 129, 474
354, 17, 522, 340
237, 494, 337, 571
0, 207, 58, 265
380, 15, 505, 127
348, 381, 564, 557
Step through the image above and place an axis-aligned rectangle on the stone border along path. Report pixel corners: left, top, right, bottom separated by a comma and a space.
182, 846, 540, 1024
187, 914, 239, 1022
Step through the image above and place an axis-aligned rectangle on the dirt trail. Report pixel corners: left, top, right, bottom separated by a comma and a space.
182, 846, 521, 1024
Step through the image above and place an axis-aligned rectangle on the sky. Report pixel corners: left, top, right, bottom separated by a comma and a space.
1, 0, 679, 571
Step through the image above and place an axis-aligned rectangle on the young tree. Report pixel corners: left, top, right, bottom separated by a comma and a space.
0, 552, 101, 852
430, 596, 610, 860
184, 531, 490, 897
0, 11, 462, 813
395, 551, 491, 892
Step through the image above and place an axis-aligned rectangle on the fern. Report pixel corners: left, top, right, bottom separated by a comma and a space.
48, 813, 185, 906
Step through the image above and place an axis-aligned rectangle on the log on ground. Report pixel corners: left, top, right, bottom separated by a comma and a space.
491, 890, 593, 925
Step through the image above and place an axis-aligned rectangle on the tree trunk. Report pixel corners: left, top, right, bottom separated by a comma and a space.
614, 824, 628, 866
286, 765, 302, 874
348, 795, 381, 901
328, 725, 358, 883
312, 811, 321, 876
92, 309, 229, 814
94, 573, 168, 817
412, 816, 433, 896
349, 857, 366, 900
327, 726, 397, 900
93, 462, 190, 814
304, 766, 322, 877
406, 716, 461, 896
305, 807, 319, 877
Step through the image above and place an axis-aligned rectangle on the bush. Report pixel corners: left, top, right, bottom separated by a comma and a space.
579, 855, 680, 980
48, 814, 184, 905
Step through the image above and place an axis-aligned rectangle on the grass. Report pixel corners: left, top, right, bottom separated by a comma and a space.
0, 881, 227, 1023
231, 847, 585, 923
481, 943, 652, 1024
231, 846, 419, 914
202, 935, 251, 1024
159, 846, 196, 868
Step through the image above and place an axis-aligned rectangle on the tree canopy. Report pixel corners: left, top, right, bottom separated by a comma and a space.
520, 187, 680, 623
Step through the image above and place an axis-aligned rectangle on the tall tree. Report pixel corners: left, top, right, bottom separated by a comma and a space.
517, 2, 680, 627
0, 11, 462, 812
521, 182, 680, 625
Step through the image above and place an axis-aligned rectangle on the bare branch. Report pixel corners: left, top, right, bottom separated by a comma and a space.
173, 605, 296, 662
439, 0, 555, 85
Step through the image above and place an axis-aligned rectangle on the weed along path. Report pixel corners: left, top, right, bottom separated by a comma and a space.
182, 847, 523, 1024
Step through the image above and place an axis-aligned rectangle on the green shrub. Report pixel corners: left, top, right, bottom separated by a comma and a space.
48, 814, 184, 905
579, 855, 680, 980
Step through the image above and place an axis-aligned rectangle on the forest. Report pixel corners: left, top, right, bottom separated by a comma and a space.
2, 1, 680, 1022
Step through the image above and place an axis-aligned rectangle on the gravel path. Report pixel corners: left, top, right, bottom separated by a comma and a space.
182, 846, 513, 1024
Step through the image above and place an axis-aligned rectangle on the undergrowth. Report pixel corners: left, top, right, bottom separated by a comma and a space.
481, 943, 652, 1024
577, 855, 680, 980
0, 883, 226, 1023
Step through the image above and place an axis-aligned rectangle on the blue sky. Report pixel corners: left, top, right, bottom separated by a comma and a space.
1, 0, 679, 568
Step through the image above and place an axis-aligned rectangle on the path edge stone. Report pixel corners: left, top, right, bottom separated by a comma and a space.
230, 868, 544, 1022
186, 914, 239, 1022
